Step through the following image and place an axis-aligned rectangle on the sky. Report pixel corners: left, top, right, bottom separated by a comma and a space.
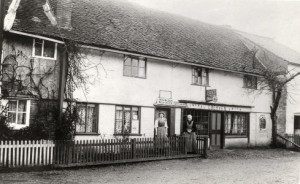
127, 0, 300, 53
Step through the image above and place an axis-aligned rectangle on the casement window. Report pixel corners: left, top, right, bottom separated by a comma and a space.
243, 75, 257, 89
123, 55, 146, 78
7, 100, 30, 128
192, 67, 209, 86
33, 38, 57, 60
259, 116, 266, 130
76, 103, 98, 134
225, 113, 248, 136
115, 106, 140, 135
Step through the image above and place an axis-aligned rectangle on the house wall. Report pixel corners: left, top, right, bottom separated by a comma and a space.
286, 64, 300, 134
73, 49, 272, 147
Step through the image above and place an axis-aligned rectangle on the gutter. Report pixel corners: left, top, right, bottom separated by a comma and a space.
9, 29, 263, 77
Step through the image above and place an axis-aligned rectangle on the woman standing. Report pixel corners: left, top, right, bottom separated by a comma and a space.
182, 114, 197, 153
154, 112, 169, 151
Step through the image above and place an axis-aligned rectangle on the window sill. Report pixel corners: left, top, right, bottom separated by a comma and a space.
191, 83, 210, 87
123, 75, 146, 79
32, 56, 57, 60
225, 135, 248, 138
113, 134, 142, 136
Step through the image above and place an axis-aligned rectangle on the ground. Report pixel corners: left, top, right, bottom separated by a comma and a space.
0, 148, 299, 184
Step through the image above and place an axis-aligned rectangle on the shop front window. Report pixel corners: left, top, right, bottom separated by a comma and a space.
115, 106, 140, 135
183, 109, 210, 136
225, 113, 248, 136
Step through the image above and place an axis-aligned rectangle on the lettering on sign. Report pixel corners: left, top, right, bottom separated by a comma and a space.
206, 89, 217, 102
186, 103, 251, 112
155, 98, 186, 107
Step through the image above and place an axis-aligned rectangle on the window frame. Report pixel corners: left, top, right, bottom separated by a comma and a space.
32, 38, 58, 60
114, 105, 141, 136
191, 67, 209, 86
7, 99, 31, 129
259, 116, 267, 130
224, 112, 249, 137
75, 103, 99, 135
243, 75, 258, 89
123, 55, 147, 79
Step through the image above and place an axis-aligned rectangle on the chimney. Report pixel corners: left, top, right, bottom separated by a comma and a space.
56, 0, 73, 30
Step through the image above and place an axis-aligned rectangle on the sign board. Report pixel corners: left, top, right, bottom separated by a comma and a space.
206, 89, 217, 102
155, 98, 186, 107
186, 103, 251, 112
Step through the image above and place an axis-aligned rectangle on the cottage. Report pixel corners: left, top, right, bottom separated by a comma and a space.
3, 0, 297, 149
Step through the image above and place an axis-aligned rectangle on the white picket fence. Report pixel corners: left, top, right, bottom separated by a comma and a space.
0, 140, 55, 168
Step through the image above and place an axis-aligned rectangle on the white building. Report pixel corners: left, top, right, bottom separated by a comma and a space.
7, 0, 299, 149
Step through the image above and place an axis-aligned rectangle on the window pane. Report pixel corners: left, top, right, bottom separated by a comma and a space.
86, 106, 95, 133
8, 101, 17, 111
8, 112, 16, 123
116, 110, 123, 120
17, 113, 26, 125
124, 111, 131, 133
132, 111, 138, 120
124, 107, 131, 111
18, 100, 27, 112
132, 58, 138, 67
139, 59, 145, 68
202, 76, 207, 85
43, 40, 55, 58
132, 67, 138, 76
116, 106, 123, 110
124, 57, 131, 66
124, 66, 132, 76
138, 67, 145, 78
115, 120, 123, 134
77, 106, 86, 132
34, 39, 43, 56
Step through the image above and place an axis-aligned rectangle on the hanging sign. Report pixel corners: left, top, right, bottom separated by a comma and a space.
206, 89, 217, 102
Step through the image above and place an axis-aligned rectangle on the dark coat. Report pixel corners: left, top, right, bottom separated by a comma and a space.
182, 121, 197, 133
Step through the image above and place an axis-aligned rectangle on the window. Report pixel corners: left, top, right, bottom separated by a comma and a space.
33, 38, 57, 59
259, 116, 266, 130
243, 75, 257, 89
115, 106, 140, 135
123, 56, 146, 78
183, 109, 210, 136
76, 103, 98, 134
7, 100, 28, 125
225, 113, 248, 136
192, 67, 209, 86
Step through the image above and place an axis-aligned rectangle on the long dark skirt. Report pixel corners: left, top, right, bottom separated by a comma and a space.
183, 132, 197, 153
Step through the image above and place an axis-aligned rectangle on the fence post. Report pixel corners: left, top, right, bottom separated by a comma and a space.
131, 139, 136, 159
203, 137, 208, 158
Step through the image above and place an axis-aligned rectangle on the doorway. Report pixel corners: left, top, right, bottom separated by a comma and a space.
155, 108, 171, 136
210, 112, 223, 148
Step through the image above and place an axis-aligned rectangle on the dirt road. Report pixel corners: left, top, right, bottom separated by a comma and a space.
0, 149, 299, 184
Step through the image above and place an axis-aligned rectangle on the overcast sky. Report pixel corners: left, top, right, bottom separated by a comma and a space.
127, 0, 300, 53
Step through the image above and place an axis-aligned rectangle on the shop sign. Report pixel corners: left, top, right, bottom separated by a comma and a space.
186, 103, 251, 112
206, 89, 217, 102
155, 98, 186, 107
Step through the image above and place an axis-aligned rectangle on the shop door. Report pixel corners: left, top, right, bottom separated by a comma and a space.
155, 108, 170, 136
210, 112, 222, 148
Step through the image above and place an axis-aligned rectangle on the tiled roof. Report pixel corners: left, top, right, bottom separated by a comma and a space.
7, 0, 264, 74
237, 31, 300, 66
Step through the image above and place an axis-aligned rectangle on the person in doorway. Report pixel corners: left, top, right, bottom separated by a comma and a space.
182, 114, 197, 153
154, 112, 169, 152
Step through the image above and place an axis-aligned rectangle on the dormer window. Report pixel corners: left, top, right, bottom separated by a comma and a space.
33, 38, 57, 60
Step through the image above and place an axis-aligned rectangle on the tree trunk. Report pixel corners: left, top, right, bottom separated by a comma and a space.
271, 115, 277, 147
